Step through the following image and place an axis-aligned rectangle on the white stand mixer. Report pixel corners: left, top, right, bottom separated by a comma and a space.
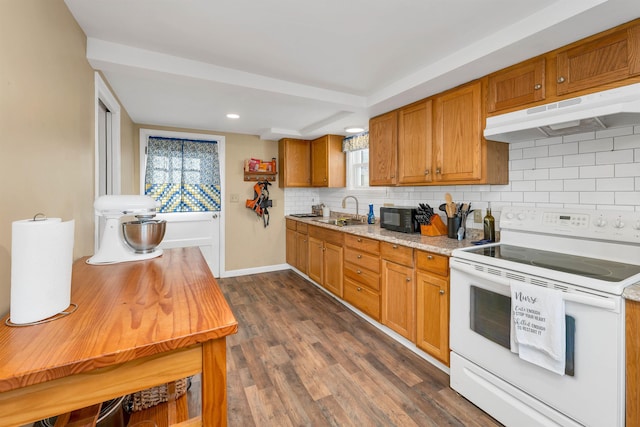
87, 195, 164, 265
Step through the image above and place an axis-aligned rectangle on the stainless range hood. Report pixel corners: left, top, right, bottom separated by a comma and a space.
484, 83, 640, 143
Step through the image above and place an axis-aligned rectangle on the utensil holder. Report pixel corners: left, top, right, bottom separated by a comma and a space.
447, 216, 461, 239
420, 215, 447, 236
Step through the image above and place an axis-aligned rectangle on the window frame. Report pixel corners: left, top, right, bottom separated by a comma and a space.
346, 148, 370, 190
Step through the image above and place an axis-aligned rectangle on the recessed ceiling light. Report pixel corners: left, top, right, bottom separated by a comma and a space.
226, 113, 240, 119
345, 127, 365, 133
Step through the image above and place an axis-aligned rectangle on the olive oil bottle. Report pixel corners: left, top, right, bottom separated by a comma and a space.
483, 202, 496, 242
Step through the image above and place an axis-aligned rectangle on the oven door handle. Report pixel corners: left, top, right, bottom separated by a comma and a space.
451, 260, 617, 311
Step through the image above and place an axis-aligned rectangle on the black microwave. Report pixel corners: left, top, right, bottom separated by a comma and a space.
379, 206, 419, 233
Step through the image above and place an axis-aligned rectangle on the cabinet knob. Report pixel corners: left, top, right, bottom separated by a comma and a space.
391, 175, 395, 178
439, 290, 445, 295
357, 238, 362, 242
357, 270, 362, 274
436, 168, 441, 174
534, 84, 542, 90
557, 76, 566, 83
424, 169, 430, 175
357, 254, 362, 259
324, 177, 327, 182
357, 287, 362, 292
392, 245, 398, 249
427, 255, 433, 260
406, 277, 411, 282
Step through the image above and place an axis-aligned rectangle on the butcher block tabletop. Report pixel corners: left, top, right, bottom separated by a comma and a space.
0, 247, 238, 393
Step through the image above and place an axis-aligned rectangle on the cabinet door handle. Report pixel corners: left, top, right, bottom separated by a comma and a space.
424, 169, 430, 175
357, 238, 362, 242
356, 270, 362, 274
392, 245, 398, 249
406, 277, 411, 282
427, 255, 433, 260
534, 84, 542, 90
357, 254, 362, 259
357, 287, 362, 292
557, 76, 566, 83
439, 289, 445, 295
436, 168, 441, 174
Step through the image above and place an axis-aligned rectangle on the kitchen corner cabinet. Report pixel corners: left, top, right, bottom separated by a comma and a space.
308, 225, 344, 297
381, 242, 415, 341
556, 22, 640, 96
279, 138, 311, 187
369, 110, 398, 186
398, 100, 433, 184
343, 234, 381, 320
286, 219, 308, 274
311, 135, 346, 187
415, 250, 450, 365
435, 81, 509, 185
487, 57, 546, 113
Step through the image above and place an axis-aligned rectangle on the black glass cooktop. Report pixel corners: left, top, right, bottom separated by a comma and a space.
466, 244, 640, 282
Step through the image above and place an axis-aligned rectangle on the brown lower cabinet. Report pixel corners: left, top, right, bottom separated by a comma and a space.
308, 225, 344, 297
381, 242, 415, 341
343, 235, 381, 320
286, 219, 308, 273
627, 299, 640, 426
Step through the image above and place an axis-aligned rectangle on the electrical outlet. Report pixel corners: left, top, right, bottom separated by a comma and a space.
474, 210, 482, 223
230, 194, 239, 203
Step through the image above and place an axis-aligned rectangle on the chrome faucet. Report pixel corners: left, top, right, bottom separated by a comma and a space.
341, 195, 360, 220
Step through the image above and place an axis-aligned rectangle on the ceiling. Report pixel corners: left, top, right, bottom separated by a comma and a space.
64, 0, 640, 141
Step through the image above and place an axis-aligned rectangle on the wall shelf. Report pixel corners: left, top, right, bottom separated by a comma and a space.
244, 171, 277, 182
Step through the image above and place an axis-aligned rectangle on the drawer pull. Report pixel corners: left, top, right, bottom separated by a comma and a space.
427, 255, 433, 260
439, 290, 445, 295
357, 287, 362, 292
557, 76, 566, 83
357, 238, 362, 242
534, 83, 542, 90
392, 245, 398, 249
406, 277, 411, 282
357, 270, 362, 274
357, 254, 362, 259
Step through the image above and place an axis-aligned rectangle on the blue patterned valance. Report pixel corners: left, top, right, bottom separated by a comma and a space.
144, 137, 221, 213
342, 132, 369, 152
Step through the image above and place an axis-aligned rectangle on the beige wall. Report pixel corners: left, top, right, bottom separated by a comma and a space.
0, 2, 136, 316
134, 125, 286, 272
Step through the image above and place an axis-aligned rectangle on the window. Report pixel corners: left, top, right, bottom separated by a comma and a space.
348, 148, 369, 188
144, 136, 221, 213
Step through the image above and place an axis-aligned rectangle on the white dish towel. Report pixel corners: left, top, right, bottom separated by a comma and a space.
510, 281, 566, 375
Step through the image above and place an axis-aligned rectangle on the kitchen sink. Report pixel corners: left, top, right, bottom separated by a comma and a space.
313, 218, 364, 227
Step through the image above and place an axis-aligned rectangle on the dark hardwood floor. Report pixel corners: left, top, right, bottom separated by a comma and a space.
216, 269, 501, 427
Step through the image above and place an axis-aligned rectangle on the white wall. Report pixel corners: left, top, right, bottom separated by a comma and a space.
285, 124, 640, 231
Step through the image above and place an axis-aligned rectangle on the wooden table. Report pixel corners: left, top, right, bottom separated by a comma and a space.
0, 247, 238, 427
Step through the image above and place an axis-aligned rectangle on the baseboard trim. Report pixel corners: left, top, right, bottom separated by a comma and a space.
221, 263, 290, 278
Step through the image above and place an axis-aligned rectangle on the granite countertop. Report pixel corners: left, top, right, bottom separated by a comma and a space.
287, 215, 483, 255
624, 284, 640, 302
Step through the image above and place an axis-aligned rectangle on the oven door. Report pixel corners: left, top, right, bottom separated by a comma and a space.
450, 258, 625, 427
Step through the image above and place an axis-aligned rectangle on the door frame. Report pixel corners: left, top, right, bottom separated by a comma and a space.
94, 72, 122, 252
139, 128, 226, 277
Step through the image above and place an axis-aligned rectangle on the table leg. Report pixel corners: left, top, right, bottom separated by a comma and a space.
202, 338, 227, 427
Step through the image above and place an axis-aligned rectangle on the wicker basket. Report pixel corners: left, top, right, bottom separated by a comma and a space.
124, 377, 190, 413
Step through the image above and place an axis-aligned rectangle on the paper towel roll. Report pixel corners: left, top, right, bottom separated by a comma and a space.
10, 218, 75, 325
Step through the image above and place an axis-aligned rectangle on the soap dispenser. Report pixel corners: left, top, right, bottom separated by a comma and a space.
367, 204, 375, 224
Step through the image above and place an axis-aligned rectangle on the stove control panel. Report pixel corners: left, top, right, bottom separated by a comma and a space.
500, 206, 640, 243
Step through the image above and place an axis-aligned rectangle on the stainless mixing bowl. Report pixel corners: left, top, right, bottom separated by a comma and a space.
122, 219, 166, 254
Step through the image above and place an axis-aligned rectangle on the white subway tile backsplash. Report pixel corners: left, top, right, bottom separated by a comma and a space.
579, 138, 613, 153
549, 142, 579, 156
563, 179, 596, 191
564, 153, 595, 167
597, 177, 635, 191
579, 165, 614, 178
285, 127, 640, 224
596, 149, 634, 165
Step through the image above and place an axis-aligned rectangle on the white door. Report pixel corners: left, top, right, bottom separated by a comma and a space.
139, 128, 225, 278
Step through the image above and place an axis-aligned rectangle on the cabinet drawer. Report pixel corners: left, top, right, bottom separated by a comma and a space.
309, 225, 344, 246
344, 262, 380, 291
296, 222, 308, 234
381, 242, 414, 267
286, 218, 297, 230
416, 250, 449, 277
344, 247, 380, 273
344, 234, 380, 254
344, 277, 380, 320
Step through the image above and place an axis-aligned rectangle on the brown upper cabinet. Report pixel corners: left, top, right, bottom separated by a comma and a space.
279, 135, 345, 188
311, 135, 346, 187
555, 23, 640, 96
398, 100, 433, 184
487, 57, 546, 113
370, 80, 509, 186
279, 138, 311, 187
369, 110, 398, 186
